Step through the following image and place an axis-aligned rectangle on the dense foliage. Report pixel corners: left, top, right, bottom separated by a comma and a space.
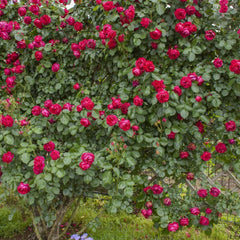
0, 0, 240, 239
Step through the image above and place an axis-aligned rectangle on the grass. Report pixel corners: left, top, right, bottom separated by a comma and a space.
0, 189, 240, 240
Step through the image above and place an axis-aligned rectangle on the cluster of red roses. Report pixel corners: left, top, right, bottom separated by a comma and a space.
79, 152, 95, 171
0, 20, 15, 40
219, 0, 228, 13
132, 57, 155, 77
71, 39, 96, 58
97, 24, 124, 49
205, 30, 216, 41
197, 187, 221, 198
174, 5, 201, 20
175, 22, 197, 38
167, 46, 180, 60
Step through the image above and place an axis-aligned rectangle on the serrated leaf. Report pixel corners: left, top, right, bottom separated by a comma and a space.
102, 171, 112, 185
21, 153, 30, 164
4, 135, 14, 145
60, 114, 69, 125
156, 3, 165, 15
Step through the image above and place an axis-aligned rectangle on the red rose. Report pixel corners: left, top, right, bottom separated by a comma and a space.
118, 34, 124, 42
32, 106, 42, 116
173, 86, 182, 96
29, 5, 39, 15
201, 151, 211, 161
24, 16, 32, 24
43, 141, 55, 152
156, 89, 169, 103
132, 67, 142, 76
51, 63, 60, 72
81, 97, 94, 110
225, 120, 236, 131
205, 208, 212, 214
49, 104, 62, 115
180, 76, 192, 88
151, 80, 166, 92
108, 39, 117, 49
132, 125, 139, 131
106, 115, 118, 126
186, 172, 194, 180
185, 5, 196, 15
151, 184, 163, 194
209, 187, 220, 197
17, 182, 30, 195
144, 60, 155, 72
40, 15, 51, 25
199, 216, 209, 226
133, 95, 143, 106
167, 131, 176, 139
229, 59, 240, 74
197, 189, 208, 198
145, 201, 153, 209
143, 186, 152, 193
190, 207, 200, 215
174, 8, 186, 20
2, 115, 14, 127
196, 121, 204, 133
44, 99, 53, 109
34, 19, 43, 29
76, 105, 83, 112
102, 1, 114, 11
50, 150, 60, 160
205, 30, 216, 41
112, 97, 122, 109
195, 96, 202, 102
35, 51, 43, 61
167, 222, 179, 232
140, 18, 152, 28
2, 151, 14, 163
179, 218, 189, 226
18, 7, 26, 16
74, 22, 83, 31
167, 48, 180, 59
33, 156, 45, 175
119, 118, 131, 131
80, 118, 91, 127
215, 142, 227, 153
151, 42, 158, 49
163, 198, 171, 206
63, 103, 73, 111
180, 151, 189, 159
81, 152, 95, 164
66, 16, 75, 25
150, 28, 162, 40
213, 58, 223, 68
187, 143, 196, 151
41, 108, 50, 117
79, 161, 91, 170
136, 57, 146, 69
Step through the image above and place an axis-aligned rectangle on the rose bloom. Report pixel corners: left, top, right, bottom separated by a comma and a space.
133, 95, 143, 106
17, 182, 30, 195
40, 15, 51, 25
205, 208, 212, 214
119, 118, 131, 131
180, 76, 192, 88
44, 99, 53, 109
43, 141, 55, 152
50, 150, 60, 160
2, 115, 14, 127
80, 118, 91, 127
151, 80, 166, 92
81, 97, 94, 110
34, 19, 43, 29
163, 198, 171, 206
132, 67, 142, 76
213, 58, 223, 68
2, 151, 14, 163
76, 105, 83, 112
173, 86, 182, 96
205, 30, 216, 41
186, 172, 194, 180
146, 201, 153, 209
174, 8, 186, 20
229, 59, 240, 74
49, 104, 62, 115
201, 151, 212, 161
197, 189, 208, 198
118, 34, 124, 42
151, 184, 163, 194
79, 161, 91, 171
151, 42, 158, 49
156, 89, 169, 103
35, 51, 43, 61
144, 60, 155, 72
190, 207, 200, 215
102, 1, 114, 11
199, 216, 209, 226
185, 5, 196, 15
41, 108, 50, 117
209, 187, 220, 197
225, 120, 236, 131
167, 222, 179, 232
106, 115, 118, 126
18, 7, 27, 16
215, 142, 227, 153
179, 218, 189, 226
167, 48, 180, 59
149, 28, 162, 40
167, 131, 176, 139
33, 156, 45, 175
108, 39, 117, 49
136, 57, 146, 69
180, 151, 189, 159
74, 22, 83, 31
81, 152, 95, 164
140, 18, 152, 28
229, 139, 235, 144
32, 105, 41, 116
52, 63, 60, 72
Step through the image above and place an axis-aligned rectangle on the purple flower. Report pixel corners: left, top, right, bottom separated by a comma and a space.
71, 234, 80, 240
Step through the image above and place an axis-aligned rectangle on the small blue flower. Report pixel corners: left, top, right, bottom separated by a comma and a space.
70, 234, 81, 240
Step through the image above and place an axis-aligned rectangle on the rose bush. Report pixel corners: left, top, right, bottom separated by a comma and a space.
0, 0, 240, 239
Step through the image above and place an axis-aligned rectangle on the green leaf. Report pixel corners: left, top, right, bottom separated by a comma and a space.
124, 187, 133, 197
192, 46, 202, 54
180, 109, 189, 119
4, 135, 14, 145
44, 173, 52, 181
33, 127, 43, 134
44, 43, 52, 52
188, 52, 195, 62
20, 153, 30, 164
60, 114, 70, 125
156, 3, 165, 15
102, 171, 112, 185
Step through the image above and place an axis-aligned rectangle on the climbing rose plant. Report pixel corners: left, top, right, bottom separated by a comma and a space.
0, 0, 240, 239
